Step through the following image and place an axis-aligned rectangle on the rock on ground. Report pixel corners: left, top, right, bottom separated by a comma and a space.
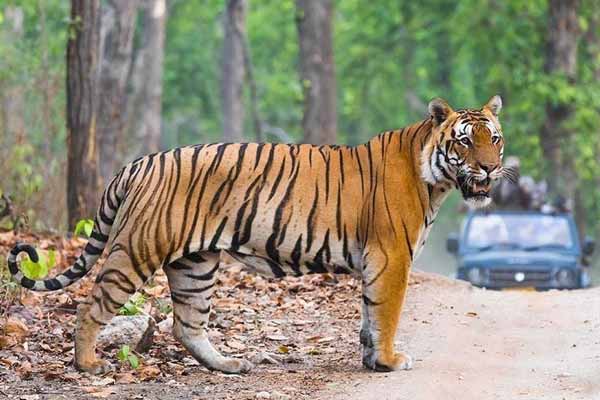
97, 315, 156, 353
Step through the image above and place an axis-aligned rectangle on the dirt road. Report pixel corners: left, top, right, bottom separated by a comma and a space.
323, 274, 600, 400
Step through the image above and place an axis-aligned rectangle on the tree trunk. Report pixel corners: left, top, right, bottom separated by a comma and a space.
221, 0, 246, 142
127, 0, 166, 158
1, 6, 25, 147
585, 7, 600, 242
38, 0, 58, 160
540, 0, 580, 208
97, 0, 138, 183
295, 0, 337, 145
585, 6, 600, 80
66, 0, 101, 229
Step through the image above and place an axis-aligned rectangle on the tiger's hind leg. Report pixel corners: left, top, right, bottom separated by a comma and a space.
75, 249, 152, 374
165, 251, 253, 374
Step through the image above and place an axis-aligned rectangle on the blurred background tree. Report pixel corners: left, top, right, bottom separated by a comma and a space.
1, 0, 600, 276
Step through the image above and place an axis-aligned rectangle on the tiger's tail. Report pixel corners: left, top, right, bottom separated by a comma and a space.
7, 168, 128, 291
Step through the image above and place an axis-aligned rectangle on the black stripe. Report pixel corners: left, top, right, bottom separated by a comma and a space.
254, 143, 265, 170
266, 164, 301, 263
193, 305, 211, 314
44, 278, 63, 290
174, 314, 204, 330
182, 165, 206, 254
90, 314, 108, 326
97, 273, 136, 294
91, 230, 109, 243
335, 185, 342, 240
324, 151, 331, 202
267, 158, 286, 201
239, 178, 262, 245
289, 235, 303, 276
209, 167, 235, 213
342, 225, 355, 270
207, 143, 230, 176
208, 217, 228, 252
169, 261, 193, 270
266, 258, 286, 278
338, 151, 346, 185
158, 152, 166, 180
231, 175, 262, 250
166, 148, 183, 246
64, 268, 86, 280
186, 252, 207, 263
356, 149, 365, 195
171, 293, 190, 305
177, 283, 215, 294
98, 207, 115, 225
362, 295, 382, 306
402, 219, 414, 259
185, 263, 219, 280
184, 164, 212, 252
305, 182, 319, 252
84, 243, 103, 256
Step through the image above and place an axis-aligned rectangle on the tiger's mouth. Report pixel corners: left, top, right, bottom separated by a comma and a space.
458, 176, 492, 202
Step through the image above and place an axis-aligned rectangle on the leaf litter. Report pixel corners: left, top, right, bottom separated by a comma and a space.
0, 230, 375, 399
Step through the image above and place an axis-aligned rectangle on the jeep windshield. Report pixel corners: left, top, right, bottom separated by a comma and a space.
465, 213, 575, 251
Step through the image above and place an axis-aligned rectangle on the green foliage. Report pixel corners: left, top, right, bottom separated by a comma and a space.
0, 258, 20, 312
20, 249, 56, 280
74, 219, 94, 237
0, 0, 68, 230
119, 293, 146, 316
153, 297, 173, 315
116, 345, 140, 369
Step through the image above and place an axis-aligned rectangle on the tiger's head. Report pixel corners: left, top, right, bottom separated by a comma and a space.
421, 95, 512, 208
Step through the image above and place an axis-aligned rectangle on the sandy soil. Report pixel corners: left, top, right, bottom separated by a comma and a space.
323, 273, 600, 400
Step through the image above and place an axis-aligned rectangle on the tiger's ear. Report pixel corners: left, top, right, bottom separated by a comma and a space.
428, 98, 454, 126
484, 95, 502, 117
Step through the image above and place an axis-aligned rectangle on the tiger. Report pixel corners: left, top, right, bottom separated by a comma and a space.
8, 96, 508, 374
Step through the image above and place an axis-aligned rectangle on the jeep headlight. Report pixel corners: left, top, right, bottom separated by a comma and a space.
467, 267, 484, 285
556, 268, 574, 287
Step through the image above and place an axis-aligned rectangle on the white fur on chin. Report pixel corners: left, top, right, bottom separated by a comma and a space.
465, 196, 492, 209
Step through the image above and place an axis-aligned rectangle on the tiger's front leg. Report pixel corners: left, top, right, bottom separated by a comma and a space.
360, 248, 413, 372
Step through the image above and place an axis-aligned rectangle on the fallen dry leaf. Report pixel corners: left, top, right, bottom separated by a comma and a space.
316, 336, 335, 344
90, 377, 115, 386
82, 387, 116, 398
226, 339, 246, 351
0, 335, 17, 348
115, 372, 136, 384
278, 345, 289, 354
15, 360, 33, 379
62, 372, 82, 382
4, 317, 29, 342
139, 365, 161, 380
266, 334, 289, 342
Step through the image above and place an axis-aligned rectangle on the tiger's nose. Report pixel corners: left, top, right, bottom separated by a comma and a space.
479, 163, 500, 180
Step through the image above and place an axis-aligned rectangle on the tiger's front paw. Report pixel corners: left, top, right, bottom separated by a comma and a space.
219, 358, 254, 374
362, 349, 413, 372
75, 358, 114, 375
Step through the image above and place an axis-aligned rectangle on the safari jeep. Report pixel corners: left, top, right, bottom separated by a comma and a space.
447, 211, 595, 290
